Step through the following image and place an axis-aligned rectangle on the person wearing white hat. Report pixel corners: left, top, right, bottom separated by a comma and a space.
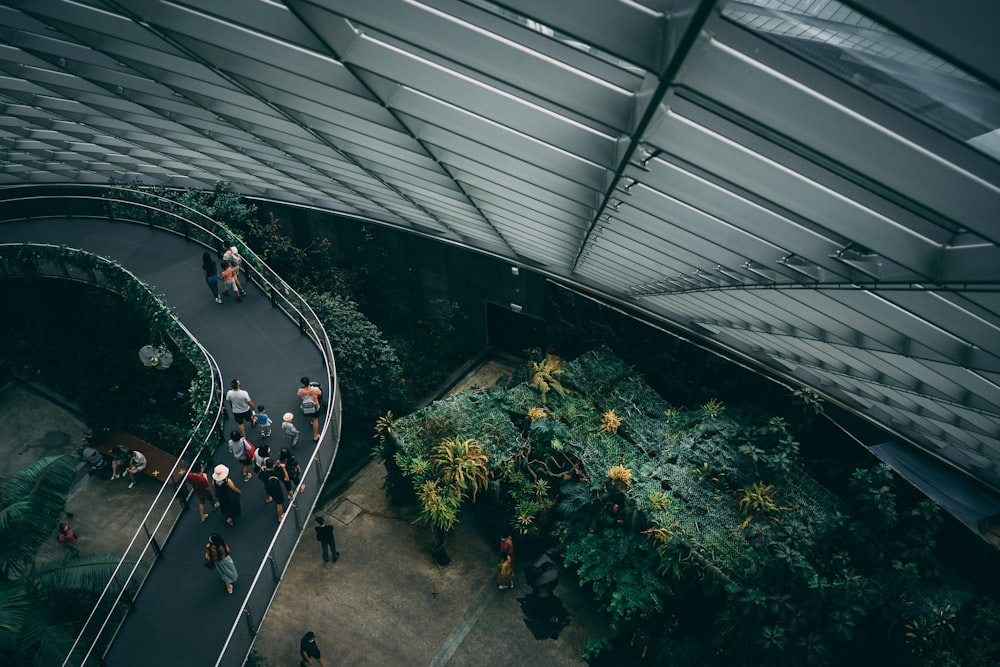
281, 412, 300, 448
212, 464, 243, 527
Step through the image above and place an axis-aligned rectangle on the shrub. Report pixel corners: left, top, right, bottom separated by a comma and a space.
304, 290, 407, 434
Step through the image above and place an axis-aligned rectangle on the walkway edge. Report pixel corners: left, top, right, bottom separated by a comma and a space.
428, 574, 498, 667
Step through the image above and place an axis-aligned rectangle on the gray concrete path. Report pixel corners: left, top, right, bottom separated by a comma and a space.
252, 460, 607, 667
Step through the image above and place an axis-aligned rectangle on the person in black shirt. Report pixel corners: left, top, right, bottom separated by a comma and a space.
314, 516, 339, 563
299, 631, 326, 667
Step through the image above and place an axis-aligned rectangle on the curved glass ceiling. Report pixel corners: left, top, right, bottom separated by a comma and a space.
1, 0, 999, 499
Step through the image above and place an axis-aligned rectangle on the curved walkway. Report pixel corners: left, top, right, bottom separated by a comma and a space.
0, 218, 331, 666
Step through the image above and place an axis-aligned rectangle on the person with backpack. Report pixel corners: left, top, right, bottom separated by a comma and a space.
296, 376, 322, 442
227, 430, 255, 482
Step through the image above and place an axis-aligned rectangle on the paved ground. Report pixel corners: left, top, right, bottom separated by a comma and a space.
252, 357, 608, 667
2, 359, 610, 667
2, 380, 171, 568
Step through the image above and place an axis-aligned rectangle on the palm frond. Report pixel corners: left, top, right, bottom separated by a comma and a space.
0, 456, 76, 575
0, 580, 28, 655
17, 600, 79, 667
0, 455, 76, 507
34, 554, 139, 599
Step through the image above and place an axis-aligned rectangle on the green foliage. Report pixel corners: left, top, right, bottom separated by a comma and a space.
305, 290, 407, 429
555, 511, 670, 628
581, 634, 612, 661
244, 648, 274, 667
387, 345, 989, 665
0, 456, 140, 667
941, 596, 1000, 666
0, 456, 77, 580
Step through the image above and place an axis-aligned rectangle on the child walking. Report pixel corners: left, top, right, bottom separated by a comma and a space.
282, 412, 300, 447
255, 404, 272, 438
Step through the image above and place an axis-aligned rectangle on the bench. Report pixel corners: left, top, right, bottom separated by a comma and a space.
104, 431, 188, 485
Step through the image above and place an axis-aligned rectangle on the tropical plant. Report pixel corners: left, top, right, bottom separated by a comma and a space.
530, 354, 569, 404
600, 409, 622, 433
431, 437, 490, 503
735, 482, 791, 531
701, 398, 724, 419
581, 634, 612, 662
606, 465, 633, 491
0, 456, 136, 667
904, 605, 956, 658
527, 406, 548, 422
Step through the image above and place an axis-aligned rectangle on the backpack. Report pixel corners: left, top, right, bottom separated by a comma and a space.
300, 383, 321, 415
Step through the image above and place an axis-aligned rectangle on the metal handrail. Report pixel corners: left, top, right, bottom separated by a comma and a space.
0, 185, 339, 666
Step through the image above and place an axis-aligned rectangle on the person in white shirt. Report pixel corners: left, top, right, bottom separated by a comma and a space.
127, 450, 147, 489
222, 243, 246, 297
226, 378, 255, 437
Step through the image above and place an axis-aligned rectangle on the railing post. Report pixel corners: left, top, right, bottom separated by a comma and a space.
298, 314, 305, 335
313, 451, 325, 482
143, 524, 163, 559
242, 607, 257, 637
268, 554, 280, 583
270, 285, 277, 308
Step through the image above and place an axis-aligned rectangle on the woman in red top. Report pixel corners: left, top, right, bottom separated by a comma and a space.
185, 461, 219, 523
58, 522, 79, 559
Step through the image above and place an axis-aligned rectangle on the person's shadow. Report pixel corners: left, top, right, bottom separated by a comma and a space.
517, 593, 571, 640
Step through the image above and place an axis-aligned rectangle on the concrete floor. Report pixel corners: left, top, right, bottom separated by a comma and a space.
1, 380, 172, 568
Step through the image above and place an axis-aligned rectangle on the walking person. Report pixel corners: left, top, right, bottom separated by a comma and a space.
227, 430, 255, 481
255, 404, 272, 438
253, 444, 270, 476
258, 458, 286, 522
201, 251, 222, 304
314, 516, 339, 563
497, 554, 514, 590
221, 263, 241, 301
282, 412, 300, 447
298, 631, 326, 667
212, 464, 243, 527
296, 376, 323, 442
204, 533, 238, 594
225, 379, 255, 438
57, 522, 80, 559
185, 461, 219, 523
126, 449, 146, 489
499, 534, 514, 563
222, 241, 246, 297
279, 447, 303, 500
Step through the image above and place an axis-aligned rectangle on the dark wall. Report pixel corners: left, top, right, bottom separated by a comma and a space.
260, 201, 550, 355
